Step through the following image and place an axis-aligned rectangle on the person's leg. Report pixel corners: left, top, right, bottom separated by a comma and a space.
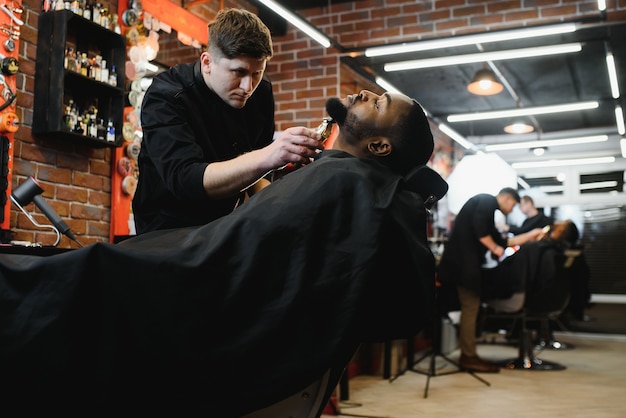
457, 285, 500, 373
456, 285, 480, 357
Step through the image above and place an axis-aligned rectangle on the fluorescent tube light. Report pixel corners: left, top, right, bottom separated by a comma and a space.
485, 135, 608, 152
580, 180, 618, 190
384, 43, 582, 72
375, 77, 402, 94
615, 105, 625, 135
606, 51, 620, 99
365, 23, 577, 57
257, 0, 332, 48
438, 123, 475, 150
621, 138, 626, 158
447, 101, 599, 122
512, 156, 615, 169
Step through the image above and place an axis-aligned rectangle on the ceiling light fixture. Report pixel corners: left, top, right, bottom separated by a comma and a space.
364, 23, 577, 57
504, 122, 534, 134
532, 147, 547, 156
447, 101, 599, 122
256, 0, 332, 48
615, 105, 625, 135
467, 66, 503, 95
606, 50, 621, 99
580, 180, 618, 190
374, 76, 403, 94
485, 135, 608, 152
620, 138, 626, 158
438, 123, 476, 150
384, 43, 582, 72
512, 156, 615, 169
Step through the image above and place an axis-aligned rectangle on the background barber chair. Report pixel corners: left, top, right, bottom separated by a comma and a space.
533, 247, 586, 351
493, 247, 583, 371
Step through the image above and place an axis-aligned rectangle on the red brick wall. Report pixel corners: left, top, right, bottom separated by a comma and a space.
14, 0, 121, 247
12, 0, 626, 247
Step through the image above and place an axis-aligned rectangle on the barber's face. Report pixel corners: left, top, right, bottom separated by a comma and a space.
200, 51, 267, 109
326, 90, 413, 139
501, 196, 518, 215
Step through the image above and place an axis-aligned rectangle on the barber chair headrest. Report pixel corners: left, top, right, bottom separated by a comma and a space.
404, 165, 448, 209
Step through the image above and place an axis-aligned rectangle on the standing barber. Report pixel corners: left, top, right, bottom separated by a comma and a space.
437, 188, 542, 373
133, 8, 324, 234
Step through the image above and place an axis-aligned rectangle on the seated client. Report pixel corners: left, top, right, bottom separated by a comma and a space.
0, 90, 443, 416
483, 219, 582, 313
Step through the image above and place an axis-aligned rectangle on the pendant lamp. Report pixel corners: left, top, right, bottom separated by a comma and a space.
504, 121, 534, 134
467, 65, 503, 95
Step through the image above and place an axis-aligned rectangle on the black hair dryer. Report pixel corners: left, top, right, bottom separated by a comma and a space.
11, 176, 81, 247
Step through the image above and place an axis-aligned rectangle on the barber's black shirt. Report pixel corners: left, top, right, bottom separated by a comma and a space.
133, 60, 275, 233
509, 212, 552, 235
438, 193, 508, 293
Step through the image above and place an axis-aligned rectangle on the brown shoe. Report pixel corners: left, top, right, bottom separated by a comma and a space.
459, 354, 500, 373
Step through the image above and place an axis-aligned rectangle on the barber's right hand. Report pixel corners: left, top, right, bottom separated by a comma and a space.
533, 226, 549, 241
267, 126, 324, 169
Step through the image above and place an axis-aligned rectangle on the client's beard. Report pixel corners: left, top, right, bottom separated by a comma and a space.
325, 97, 348, 124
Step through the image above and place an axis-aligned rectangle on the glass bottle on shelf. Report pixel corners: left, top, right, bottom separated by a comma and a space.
64, 101, 73, 131
88, 114, 97, 137
106, 119, 115, 142
108, 64, 117, 87
79, 52, 89, 77
66, 47, 77, 72
100, 8, 109, 29
82, 0, 91, 20
111, 13, 121, 34
96, 118, 106, 140
70, 0, 81, 14
92, 3, 101, 25
100, 59, 108, 83
74, 50, 82, 74
81, 113, 89, 136
90, 55, 102, 81
64, 47, 70, 69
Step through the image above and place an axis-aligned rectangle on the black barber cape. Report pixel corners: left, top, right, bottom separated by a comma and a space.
0, 150, 436, 416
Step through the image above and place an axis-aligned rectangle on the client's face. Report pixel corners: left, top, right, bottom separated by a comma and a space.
325, 90, 413, 141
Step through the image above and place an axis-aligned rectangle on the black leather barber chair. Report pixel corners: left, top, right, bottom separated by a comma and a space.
532, 248, 584, 351
495, 247, 583, 371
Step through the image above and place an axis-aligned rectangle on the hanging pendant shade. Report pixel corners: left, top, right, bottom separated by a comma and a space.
467, 68, 504, 95
504, 121, 534, 134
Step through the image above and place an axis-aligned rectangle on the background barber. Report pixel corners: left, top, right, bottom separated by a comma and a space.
134, 8, 323, 234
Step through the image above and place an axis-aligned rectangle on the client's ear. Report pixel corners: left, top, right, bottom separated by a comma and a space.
367, 137, 392, 157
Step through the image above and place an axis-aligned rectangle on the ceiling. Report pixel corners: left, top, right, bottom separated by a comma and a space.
342, 20, 626, 172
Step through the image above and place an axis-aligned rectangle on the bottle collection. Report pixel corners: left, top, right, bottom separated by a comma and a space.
43, 1, 122, 34
64, 47, 117, 87
63, 99, 116, 143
